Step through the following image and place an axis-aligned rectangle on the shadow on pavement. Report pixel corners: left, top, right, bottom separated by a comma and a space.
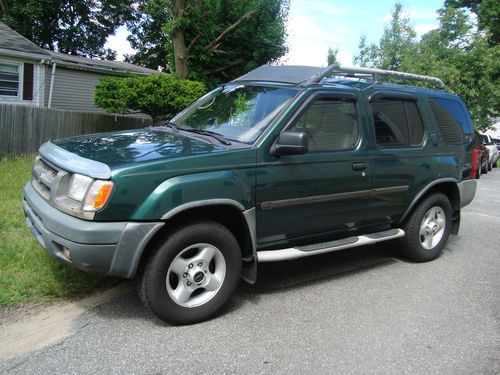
90, 241, 404, 325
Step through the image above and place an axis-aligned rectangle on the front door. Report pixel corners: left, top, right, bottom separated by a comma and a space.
255, 93, 374, 248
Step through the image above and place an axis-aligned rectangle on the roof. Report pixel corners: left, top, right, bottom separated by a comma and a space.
234, 64, 445, 89
0, 21, 50, 58
233, 65, 324, 84
0, 21, 159, 75
46, 51, 159, 75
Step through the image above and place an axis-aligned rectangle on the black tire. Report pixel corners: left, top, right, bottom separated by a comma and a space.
140, 220, 242, 325
482, 159, 488, 174
476, 161, 481, 179
488, 161, 492, 171
399, 192, 452, 262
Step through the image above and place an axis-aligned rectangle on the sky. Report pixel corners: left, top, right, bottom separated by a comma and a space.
105, 0, 445, 67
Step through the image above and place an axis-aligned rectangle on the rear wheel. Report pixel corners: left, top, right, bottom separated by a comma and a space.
400, 192, 452, 262
140, 221, 241, 324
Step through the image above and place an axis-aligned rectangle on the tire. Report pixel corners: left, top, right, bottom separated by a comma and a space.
399, 192, 452, 262
140, 220, 242, 325
482, 159, 488, 174
476, 161, 481, 179
488, 161, 492, 171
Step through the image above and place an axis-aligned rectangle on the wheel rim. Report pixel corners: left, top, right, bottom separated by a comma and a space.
419, 206, 446, 250
166, 243, 226, 308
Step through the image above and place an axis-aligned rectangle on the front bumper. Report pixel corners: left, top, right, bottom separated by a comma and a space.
23, 183, 163, 278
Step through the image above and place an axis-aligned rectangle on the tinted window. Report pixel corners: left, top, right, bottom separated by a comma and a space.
432, 97, 473, 134
291, 98, 358, 152
429, 100, 464, 145
371, 100, 424, 147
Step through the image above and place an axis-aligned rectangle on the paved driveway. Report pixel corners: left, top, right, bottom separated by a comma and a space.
2, 171, 499, 374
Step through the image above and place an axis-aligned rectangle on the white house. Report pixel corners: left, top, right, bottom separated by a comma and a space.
0, 21, 160, 112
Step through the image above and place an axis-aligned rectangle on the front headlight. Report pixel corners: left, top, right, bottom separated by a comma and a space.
67, 174, 93, 201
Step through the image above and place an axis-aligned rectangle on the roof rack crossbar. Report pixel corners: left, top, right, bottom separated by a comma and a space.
303, 64, 445, 89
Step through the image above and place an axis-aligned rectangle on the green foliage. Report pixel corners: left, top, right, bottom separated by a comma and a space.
327, 48, 338, 66
125, 0, 170, 69
445, 0, 499, 44
1, 0, 133, 58
354, 3, 416, 70
95, 74, 207, 123
126, 0, 289, 86
353, 2, 499, 130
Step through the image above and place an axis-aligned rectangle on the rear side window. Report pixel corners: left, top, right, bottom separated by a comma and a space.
432, 98, 473, 135
291, 98, 358, 152
428, 100, 464, 145
371, 100, 424, 147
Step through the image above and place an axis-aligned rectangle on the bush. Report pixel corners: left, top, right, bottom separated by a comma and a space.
95, 74, 206, 123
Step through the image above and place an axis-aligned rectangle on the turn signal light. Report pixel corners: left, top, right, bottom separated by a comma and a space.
83, 181, 114, 211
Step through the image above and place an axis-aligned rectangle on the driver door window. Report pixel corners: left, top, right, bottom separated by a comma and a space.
289, 98, 359, 151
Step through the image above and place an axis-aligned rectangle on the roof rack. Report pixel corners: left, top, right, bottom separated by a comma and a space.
304, 64, 445, 89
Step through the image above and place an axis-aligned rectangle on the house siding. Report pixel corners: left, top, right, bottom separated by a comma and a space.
49, 67, 109, 112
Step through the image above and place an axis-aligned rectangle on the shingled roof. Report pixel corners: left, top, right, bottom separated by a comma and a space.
0, 21, 159, 75
0, 21, 50, 57
46, 50, 159, 75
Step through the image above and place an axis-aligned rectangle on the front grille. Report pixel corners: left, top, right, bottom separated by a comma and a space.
32, 157, 63, 199
39, 158, 58, 178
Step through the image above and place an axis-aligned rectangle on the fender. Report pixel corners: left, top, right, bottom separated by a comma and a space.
131, 169, 255, 220
399, 177, 459, 224
130, 170, 258, 283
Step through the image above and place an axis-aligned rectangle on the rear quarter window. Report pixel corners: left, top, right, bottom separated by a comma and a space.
428, 99, 465, 145
371, 99, 424, 147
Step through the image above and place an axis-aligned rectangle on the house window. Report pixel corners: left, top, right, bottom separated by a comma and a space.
0, 63, 20, 97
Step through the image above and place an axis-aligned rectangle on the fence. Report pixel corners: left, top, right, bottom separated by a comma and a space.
0, 103, 151, 158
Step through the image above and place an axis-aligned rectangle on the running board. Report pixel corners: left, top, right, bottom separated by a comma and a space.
257, 228, 405, 262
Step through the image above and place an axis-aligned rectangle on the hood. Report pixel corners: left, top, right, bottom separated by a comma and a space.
52, 128, 228, 169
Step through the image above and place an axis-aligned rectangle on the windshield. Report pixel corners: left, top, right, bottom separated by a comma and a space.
171, 85, 299, 143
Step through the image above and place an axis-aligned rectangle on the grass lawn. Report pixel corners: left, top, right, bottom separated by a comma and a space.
0, 155, 118, 307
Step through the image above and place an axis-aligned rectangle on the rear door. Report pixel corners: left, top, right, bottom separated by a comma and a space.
367, 92, 429, 222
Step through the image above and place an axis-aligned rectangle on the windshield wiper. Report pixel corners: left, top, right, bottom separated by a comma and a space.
181, 128, 232, 145
156, 121, 180, 132
156, 121, 231, 145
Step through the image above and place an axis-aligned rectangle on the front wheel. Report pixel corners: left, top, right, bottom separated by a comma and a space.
140, 221, 242, 324
399, 192, 452, 262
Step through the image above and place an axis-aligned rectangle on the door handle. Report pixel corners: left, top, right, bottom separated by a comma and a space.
352, 162, 367, 171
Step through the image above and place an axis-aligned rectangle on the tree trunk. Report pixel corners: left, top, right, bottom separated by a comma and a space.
172, 0, 189, 79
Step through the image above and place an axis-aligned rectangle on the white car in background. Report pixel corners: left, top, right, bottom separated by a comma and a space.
480, 133, 499, 169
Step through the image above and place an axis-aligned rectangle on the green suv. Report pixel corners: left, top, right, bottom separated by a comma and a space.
23, 65, 477, 324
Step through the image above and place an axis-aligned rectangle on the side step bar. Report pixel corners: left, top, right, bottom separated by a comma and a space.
257, 228, 405, 262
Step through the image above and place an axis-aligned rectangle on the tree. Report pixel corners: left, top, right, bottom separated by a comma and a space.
354, 3, 416, 70
445, 0, 499, 44
94, 74, 206, 123
126, 0, 289, 85
1, 0, 133, 59
327, 47, 338, 66
125, 0, 170, 70
353, 2, 499, 130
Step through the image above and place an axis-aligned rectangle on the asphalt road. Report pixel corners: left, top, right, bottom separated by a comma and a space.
2, 171, 499, 374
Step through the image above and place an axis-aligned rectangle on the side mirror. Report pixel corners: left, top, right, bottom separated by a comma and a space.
271, 131, 309, 156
